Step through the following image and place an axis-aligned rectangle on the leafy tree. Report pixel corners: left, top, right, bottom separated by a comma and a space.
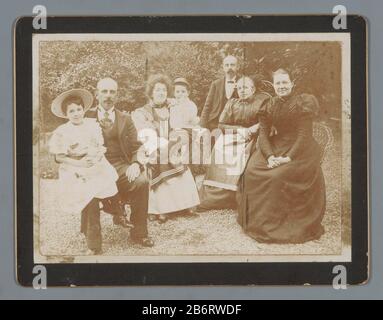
38, 40, 341, 132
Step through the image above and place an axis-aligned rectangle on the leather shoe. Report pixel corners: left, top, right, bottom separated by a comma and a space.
86, 248, 102, 255
195, 205, 209, 213
148, 214, 157, 222
157, 214, 168, 224
130, 236, 154, 248
101, 199, 113, 214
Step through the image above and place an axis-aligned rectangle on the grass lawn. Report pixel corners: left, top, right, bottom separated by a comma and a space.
36, 122, 347, 259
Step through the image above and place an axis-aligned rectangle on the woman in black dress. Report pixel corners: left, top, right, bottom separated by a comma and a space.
198, 76, 269, 210
237, 68, 326, 243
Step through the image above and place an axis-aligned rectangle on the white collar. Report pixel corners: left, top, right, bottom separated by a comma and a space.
225, 76, 236, 83
98, 105, 115, 114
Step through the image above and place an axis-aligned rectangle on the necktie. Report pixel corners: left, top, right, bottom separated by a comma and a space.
226, 80, 235, 99
100, 111, 113, 129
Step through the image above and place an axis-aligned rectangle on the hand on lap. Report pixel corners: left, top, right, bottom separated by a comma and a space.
126, 163, 141, 182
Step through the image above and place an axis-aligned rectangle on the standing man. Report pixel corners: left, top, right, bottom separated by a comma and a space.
200, 55, 239, 131
86, 77, 154, 248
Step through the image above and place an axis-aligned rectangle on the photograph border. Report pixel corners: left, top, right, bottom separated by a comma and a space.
15, 15, 368, 286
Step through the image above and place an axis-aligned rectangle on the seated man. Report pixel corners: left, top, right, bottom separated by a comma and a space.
85, 77, 154, 248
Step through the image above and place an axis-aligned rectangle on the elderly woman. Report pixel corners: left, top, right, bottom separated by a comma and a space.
237, 68, 326, 243
131, 74, 200, 223
197, 76, 269, 211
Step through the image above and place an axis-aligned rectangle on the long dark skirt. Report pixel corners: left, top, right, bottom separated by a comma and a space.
237, 140, 326, 244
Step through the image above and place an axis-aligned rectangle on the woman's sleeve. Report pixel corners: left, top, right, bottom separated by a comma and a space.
218, 99, 242, 134
219, 99, 234, 125
131, 108, 161, 161
218, 99, 242, 132
257, 99, 274, 159
131, 108, 155, 132
286, 94, 318, 160
48, 127, 67, 155
258, 115, 274, 160
285, 118, 312, 160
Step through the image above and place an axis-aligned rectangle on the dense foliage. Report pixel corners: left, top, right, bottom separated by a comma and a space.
38, 41, 341, 132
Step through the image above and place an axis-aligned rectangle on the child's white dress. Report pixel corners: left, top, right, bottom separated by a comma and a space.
49, 118, 118, 213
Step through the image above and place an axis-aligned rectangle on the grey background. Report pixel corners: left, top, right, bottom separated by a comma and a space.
0, 0, 379, 299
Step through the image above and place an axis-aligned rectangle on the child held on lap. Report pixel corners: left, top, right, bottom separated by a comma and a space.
169, 78, 202, 174
169, 77, 200, 129
49, 89, 119, 216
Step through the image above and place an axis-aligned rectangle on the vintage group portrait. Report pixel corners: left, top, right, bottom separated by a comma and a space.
15, 16, 368, 285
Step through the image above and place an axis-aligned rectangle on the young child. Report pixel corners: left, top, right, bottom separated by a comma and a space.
49, 89, 131, 255
169, 77, 203, 181
169, 77, 200, 129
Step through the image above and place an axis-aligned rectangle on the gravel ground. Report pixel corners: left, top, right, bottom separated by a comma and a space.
38, 137, 343, 258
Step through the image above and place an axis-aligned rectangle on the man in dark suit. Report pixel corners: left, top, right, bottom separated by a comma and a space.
200, 55, 239, 131
85, 77, 154, 248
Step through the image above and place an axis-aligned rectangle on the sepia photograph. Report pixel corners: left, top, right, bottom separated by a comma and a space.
0, 0, 380, 302
31, 32, 352, 264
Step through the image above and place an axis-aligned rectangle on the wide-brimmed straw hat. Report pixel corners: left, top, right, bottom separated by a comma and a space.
51, 88, 94, 118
